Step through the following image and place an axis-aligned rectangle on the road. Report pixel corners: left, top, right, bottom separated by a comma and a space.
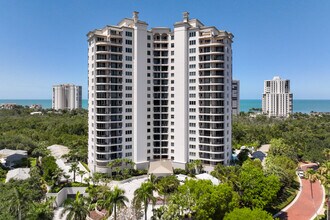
278, 163, 324, 220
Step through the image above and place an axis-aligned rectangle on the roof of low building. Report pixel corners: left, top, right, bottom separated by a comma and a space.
5, 168, 31, 182
148, 160, 173, 176
47, 144, 70, 159
0, 149, 27, 158
196, 173, 220, 185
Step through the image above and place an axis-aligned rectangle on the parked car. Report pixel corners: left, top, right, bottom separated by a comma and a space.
298, 170, 304, 178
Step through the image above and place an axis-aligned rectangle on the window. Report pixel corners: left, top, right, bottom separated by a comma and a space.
189, 40, 196, 45
126, 86, 132, 90
126, 145, 132, 149
147, 35, 151, 40
189, 137, 196, 141
126, 56, 132, 61
125, 31, 133, 37
125, 152, 132, 157
171, 43, 174, 48
171, 51, 174, 55
126, 79, 132, 83
126, 123, 132, 127
126, 64, 132, 68
189, 130, 196, 134
125, 130, 132, 134
171, 35, 174, 40
125, 101, 132, 105
189, 71, 196, 76
189, 79, 196, 83
189, 115, 196, 120
189, 144, 196, 149
147, 43, 151, 48
189, 152, 196, 156
189, 32, 196, 37
189, 101, 196, 105
189, 86, 196, 90
189, 123, 196, 127
147, 51, 151, 55
125, 48, 132, 53
126, 108, 132, 112
189, 48, 196, 53
189, 64, 196, 69
189, 108, 196, 112
125, 115, 132, 120
189, 56, 196, 61
126, 71, 132, 76
125, 39, 132, 45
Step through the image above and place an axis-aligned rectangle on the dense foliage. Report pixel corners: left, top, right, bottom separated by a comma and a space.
233, 113, 330, 163
0, 108, 88, 162
0, 167, 49, 219
224, 208, 273, 220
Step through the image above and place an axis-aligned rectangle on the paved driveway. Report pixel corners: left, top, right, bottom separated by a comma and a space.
278, 163, 324, 220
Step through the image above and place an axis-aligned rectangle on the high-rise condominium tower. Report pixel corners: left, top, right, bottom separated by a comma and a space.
87, 12, 233, 173
52, 84, 82, 110
232, 80, 240, 115
262, 76, 293, 117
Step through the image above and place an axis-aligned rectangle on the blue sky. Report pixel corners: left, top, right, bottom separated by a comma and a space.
0, 0, 329, 99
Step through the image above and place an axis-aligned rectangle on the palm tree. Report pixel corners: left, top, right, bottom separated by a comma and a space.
78, 170, 86, 184
7, 187, 25, 220
69, 162, 80, 183
318, 161, 330, 220
52, 168, 64, 186
193, 160, 203, 174
155, 175, 180, 204
60, 192, 90, 220
108, 158, 123, 177
27, 197, 55, 220
133, 181, 156, 220
91, 172, 102, 186
323, 149, 330, 161
63, 174, 70, 184
111, 186, 129, 220
305, 168, 318, 198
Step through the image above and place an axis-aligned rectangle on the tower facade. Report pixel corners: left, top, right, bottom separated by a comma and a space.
52, 84, 82, 110
87, 12, 233, 173
262, 76, 293, 117
232, 80, 240, 115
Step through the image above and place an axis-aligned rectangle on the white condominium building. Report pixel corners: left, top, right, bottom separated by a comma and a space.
52, 84, 82, 110
262, 76, 293, 117
232, 80, 240, 115
87, 12, 233, 173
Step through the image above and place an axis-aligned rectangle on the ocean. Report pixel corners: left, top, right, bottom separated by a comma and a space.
0, 99, 330, 114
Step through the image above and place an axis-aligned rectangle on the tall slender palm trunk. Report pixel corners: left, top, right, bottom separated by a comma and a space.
310, 181, 314, 198
114, 204, 117, 220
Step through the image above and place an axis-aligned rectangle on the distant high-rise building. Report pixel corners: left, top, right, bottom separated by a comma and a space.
87, 12, 233, 173
232, 80, 240, 115
52, 84, 82, 110
262, 76, 293, 117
